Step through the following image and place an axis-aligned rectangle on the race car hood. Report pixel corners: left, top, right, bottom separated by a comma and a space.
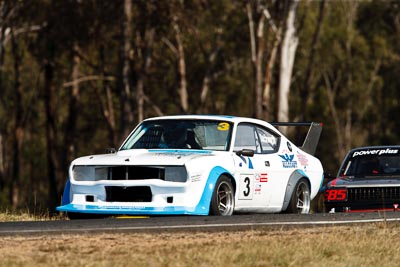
71, 149, 214, 166
328, 176, 400, 187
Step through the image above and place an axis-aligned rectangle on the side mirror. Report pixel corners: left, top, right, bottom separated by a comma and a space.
236, 149, 255, 157
105, 148, 116, 154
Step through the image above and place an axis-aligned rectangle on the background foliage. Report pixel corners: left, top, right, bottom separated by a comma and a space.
0, 0, 399, 212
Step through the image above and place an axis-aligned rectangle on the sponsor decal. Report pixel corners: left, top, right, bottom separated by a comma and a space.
279, 154, 298, 168
217, 122, 230, 131
297, 151, 309, 169
287, 142, 292, 152
280, 149, 290, 154
99, 205, 146, 210
259, 173, 268, 182
352, 148, 399, 157
191, 174, 201, 182
255, 173, 268, 182
255, 184, 262, 194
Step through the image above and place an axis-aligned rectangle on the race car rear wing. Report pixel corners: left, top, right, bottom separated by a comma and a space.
270, 122, 323, 156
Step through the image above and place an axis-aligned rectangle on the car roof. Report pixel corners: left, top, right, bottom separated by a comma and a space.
143, 114, 272, 126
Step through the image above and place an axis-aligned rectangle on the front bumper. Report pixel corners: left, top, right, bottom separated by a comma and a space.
56, 166, 231, 216
56, 203, 208, 215
325, 201, 400, 213
324, 186, 400, 212
56, 184, 210, 215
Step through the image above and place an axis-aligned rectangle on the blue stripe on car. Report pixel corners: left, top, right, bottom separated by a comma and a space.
149, 149, 212, 154
296, 169, 324, 193
248, 158, 253, 169
61, 180, 71, 205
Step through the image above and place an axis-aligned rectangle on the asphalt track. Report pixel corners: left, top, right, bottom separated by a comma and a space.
1, 212, 400, 236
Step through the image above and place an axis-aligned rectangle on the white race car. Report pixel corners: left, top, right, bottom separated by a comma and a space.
56, 115, 324, 219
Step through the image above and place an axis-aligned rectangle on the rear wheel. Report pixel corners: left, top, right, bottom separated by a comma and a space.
209, 176, 234, 216
287, 178, 311, 214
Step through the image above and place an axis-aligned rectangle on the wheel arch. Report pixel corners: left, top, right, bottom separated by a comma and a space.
193, 166, 235, 215
220, 173, 236, 194
281, 170, 310, 212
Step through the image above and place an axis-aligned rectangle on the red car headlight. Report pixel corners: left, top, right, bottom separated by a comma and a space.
324, 188, 347, 202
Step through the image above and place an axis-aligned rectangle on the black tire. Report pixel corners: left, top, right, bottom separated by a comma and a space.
286, 178, 311, 214
209, 176, 235, 216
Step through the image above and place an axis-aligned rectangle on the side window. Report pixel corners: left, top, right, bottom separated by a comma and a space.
234, 124, 257, 152
256, 127, 280, 153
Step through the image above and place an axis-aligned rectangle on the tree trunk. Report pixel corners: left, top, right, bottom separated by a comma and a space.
0, 134, 4, 191
0, 1, 6, 108
300, 0, 326, 118
10, 28, 23, 208
0, 1, 9, 194
120, 0, 134, 139
255, 14, 266, 119
44, 62, 59, 212
173, 16, 188, 113
198, 44, 220, 114
262, 31, 280, 121
343, 1, 358, 153
323, 72, 347, 161
278, 0, 299, 132
96, 44, 117, 147
262, 6, 282, 121
247, 3, 265, 119
136, 26, 155, 122
62, 43, 80, 190
247, 3, 283, 121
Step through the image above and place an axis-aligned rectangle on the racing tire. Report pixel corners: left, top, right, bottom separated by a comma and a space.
209, 176, 235, 216
286, 178, 311, 214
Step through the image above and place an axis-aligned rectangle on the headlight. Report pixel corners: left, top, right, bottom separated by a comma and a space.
73, 166, 108, 181
164, 166, 187, 182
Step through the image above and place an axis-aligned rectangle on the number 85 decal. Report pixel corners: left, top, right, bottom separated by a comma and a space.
239, 174, 254, 200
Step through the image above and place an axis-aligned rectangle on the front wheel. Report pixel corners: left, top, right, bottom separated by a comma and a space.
286, 178, 311, 214
209, 176, 235, 216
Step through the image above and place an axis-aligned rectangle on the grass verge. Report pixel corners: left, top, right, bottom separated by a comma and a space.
0, 221, 399, 266
0, 209, 62, 222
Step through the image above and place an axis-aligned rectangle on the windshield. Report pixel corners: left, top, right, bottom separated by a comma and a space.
120, 119, 233, 151
341, 149, 400, 178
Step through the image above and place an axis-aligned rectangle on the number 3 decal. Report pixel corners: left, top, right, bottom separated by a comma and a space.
239, 174, 254, 200
243, 177, 250, 196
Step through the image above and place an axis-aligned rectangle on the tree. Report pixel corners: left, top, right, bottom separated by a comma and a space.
278, 0, 299, 131
246, 0, 282, 121
119, 0, 134, 139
